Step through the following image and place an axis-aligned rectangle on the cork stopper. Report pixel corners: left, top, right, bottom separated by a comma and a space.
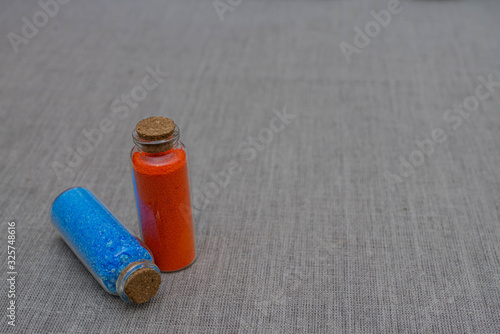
134, 117, 177, 153
124, 268, 161, 304
136, 117, 175, 141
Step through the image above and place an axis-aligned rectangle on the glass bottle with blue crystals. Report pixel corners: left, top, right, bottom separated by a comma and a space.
50, 187, 161, 303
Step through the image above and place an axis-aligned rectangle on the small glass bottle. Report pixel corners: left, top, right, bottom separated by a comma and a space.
131, 116, 196, 272
50, 187, 161, 303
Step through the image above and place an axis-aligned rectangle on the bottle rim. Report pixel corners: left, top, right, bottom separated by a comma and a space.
116, 260, 161, 303
132, 125, 180, 152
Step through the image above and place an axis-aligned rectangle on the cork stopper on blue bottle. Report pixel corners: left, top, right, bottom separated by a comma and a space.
50, 187, 161, 303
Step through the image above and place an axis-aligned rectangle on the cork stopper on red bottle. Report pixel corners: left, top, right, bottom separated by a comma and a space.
135, 116, 177, 153
124, 268, 161, 304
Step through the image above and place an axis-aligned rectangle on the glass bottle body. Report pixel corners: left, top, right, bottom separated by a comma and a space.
50, 187, 160, 302
131, 129, 196, 272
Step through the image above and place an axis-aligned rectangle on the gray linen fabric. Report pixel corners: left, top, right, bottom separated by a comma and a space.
1, 0, 500, 332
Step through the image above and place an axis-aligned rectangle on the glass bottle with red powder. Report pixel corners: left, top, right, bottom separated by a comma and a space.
131, 116, 196, 272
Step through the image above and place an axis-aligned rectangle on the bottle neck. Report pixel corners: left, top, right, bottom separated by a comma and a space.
133, 125, 180, 154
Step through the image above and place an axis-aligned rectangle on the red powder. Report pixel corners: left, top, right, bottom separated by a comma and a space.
132, 147, 196, 271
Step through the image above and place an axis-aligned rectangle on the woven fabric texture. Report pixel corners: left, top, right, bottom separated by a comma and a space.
1, 0, 500, 332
